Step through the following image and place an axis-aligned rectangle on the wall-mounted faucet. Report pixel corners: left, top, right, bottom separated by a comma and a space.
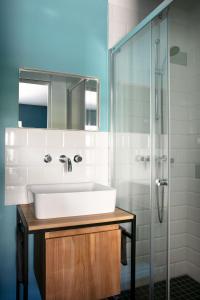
43, 154, 83, 171
59, 155, 72, 172
74, 155, 82, 163
44, 154, 52, 163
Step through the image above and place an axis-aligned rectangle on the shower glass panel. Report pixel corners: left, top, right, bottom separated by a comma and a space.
169, 0, 200, 297
111, 9, 169, 300
151, 12, 169, 300
112, 0, 200, 298
112, 23, 151, 296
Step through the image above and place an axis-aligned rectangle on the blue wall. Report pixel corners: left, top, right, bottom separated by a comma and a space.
0, 0, 108, 298
19, 104, 47, 128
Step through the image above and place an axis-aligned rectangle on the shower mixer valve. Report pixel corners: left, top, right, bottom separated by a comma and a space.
155, 178, 168, 186
136, 155, 150, 166
156, 155, 167, 163
136, 155, 150, 162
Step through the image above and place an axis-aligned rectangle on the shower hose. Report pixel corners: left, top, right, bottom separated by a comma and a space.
156, 184, 164, 223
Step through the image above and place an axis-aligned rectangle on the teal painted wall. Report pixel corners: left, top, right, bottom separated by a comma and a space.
0, 0, 108, 299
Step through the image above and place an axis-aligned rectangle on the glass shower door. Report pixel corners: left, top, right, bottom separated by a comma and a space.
111, 9, 169, 300
151, 12, 169, 300
111, 22, 152, 298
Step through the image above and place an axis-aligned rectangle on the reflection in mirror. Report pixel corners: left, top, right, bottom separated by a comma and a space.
19, 69, 100, 131
19, 81, 48, 128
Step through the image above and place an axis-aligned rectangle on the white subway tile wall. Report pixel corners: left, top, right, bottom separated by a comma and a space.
170, 6, 200, 283
112, 132, 152, 289
108, 0, 136, 48
5, 128, 109, 205
108, 0, 163, 49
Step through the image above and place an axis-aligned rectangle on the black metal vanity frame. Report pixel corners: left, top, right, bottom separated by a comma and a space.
16, 206, 136, 300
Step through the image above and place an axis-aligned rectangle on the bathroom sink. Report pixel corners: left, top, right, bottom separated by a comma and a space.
27, 182, 116, 219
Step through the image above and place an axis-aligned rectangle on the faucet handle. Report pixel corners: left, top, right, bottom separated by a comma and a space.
59, 155, 67, 163
74, 155, 82, 163
44, 154, 52, 163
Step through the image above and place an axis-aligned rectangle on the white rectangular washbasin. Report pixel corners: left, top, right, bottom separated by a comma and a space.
27, 182, 116, 219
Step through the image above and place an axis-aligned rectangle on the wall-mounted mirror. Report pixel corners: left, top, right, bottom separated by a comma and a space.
18, 69, 100, 131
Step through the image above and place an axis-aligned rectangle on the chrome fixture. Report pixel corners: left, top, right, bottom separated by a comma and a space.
156, 184, 165, 223
59, 155, 72, 172
136, 155, 150, 163
170, 46, 180, 57
155, 178, 168, 223
74, 155, 82, 163
59, 155, 67, 163
156, 156, 174, 164
155, 178, 168, 186
156, 155, 167, 163
154, 36, 168, 224
170, 46, 187, 66
44, 154, 52, 163
170, 157, 175, 164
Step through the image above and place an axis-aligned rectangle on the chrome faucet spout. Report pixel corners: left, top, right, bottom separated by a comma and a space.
59, 155, 72, 172
67, 158, 72, 172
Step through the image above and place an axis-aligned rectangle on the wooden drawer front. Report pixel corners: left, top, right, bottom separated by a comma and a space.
45, 225, 119, 239
45, 229, 121, 300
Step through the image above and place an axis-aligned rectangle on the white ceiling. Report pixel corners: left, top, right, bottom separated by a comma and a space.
19, 82, 48, 106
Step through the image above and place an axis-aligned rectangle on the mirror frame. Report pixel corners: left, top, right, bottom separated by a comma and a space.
18, 68, 101, 131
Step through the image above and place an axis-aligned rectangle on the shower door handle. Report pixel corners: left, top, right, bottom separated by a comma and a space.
155, 178, 168, 186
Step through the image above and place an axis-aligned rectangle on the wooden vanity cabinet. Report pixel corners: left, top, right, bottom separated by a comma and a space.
34, 225, 121, 300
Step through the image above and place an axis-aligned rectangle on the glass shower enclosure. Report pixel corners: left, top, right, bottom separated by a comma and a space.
111, 10, 169, 298
110, 0, 200, 299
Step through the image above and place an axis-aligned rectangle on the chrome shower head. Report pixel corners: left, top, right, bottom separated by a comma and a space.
170, 46, 180, 56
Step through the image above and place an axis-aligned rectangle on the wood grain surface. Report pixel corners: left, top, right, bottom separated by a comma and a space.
18, 204, 134, 232
45, 229, 121, 300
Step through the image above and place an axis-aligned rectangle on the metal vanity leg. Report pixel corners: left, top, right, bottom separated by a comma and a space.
130, 217, 136, 300
16, 209, 21, 300
16, 207, 29, 300
23, 227, 29, 300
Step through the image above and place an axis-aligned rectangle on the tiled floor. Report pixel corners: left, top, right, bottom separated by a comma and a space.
108, 275, 200, 300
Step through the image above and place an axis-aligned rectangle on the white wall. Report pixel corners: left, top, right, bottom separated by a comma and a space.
108, 0, 136, 48
169, 2, 200, 282
185, 4, 200, 283
108, 0, 163, 48
5, 128, 108, 205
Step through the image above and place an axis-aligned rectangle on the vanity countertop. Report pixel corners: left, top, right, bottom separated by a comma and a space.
17, 204, 135, 233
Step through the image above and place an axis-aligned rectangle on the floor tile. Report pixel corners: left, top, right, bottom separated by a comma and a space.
106, 275, 200, 300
